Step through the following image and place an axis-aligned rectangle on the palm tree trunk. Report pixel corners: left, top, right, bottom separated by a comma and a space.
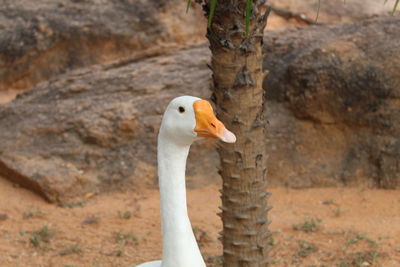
204, 0, 271, 266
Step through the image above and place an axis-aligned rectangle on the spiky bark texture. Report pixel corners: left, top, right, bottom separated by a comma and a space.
204, 0, 271, 266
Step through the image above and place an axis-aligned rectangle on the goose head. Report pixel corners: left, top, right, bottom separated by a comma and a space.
159, 96, 236, 146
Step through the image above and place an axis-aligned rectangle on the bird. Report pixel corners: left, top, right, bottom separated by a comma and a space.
136, 96, 236, 267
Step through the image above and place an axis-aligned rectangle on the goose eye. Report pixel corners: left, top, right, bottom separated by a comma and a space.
178, 106, 185, 113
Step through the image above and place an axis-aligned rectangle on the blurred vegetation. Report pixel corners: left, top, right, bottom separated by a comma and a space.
188, 0, 399, 31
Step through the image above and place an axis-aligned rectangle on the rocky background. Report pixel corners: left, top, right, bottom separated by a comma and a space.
0, 0, 399, 202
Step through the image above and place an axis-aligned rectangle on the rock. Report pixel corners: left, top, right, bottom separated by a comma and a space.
0, 213, 8, 221
0, 17, 399, 202
269, 0, 398, 23
0, 45, 214, 203
263, 16, 400, 188
3, 0, 394, 93
0, 0, 206, 92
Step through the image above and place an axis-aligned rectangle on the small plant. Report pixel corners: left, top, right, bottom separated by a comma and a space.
267, 236, 277, 248
296, 240, 318, 257
345, 233, 377, 248
340, 250, 381, 267
292, 218, 322, 233
1, 231, 9, 239
326, 230, 345, 236
193, 226, 212, 248
30, 225, 55, 248
59, 244, 83, 256
135, 204, 141, 212
334, 207, 350, 217
118, 211, 132, 220
92, 261, 102, 267
133, 204, 142, 216
113, 248, 125, 257
82, 215, 99, 225
389, 0, 400, 15
60, 200, 87, 208
322, 199, 334, 205
23, 207, 45, 219
113, 231, 138, 246
19, 231, 27, 237
206, 255, 223, 266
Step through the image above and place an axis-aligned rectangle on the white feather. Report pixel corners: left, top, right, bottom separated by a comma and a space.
136, 96, 205, 267
136, 260, 161, 267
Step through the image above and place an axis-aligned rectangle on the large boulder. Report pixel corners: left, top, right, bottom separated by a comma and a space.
0, 0, 205, 92
269, 0, 398, 23
264, 17, 400, 188
0, 17, 399, 202
0, 45, 214, 202
3, 0, 394, 94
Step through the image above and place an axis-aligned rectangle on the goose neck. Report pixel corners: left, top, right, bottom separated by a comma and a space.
157, 134, 205, 267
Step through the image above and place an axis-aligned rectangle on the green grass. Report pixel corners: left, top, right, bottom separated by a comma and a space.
60, 200, 87, 208
296, 240, 318, 257
113, 231, 139, 246
292, 218, 322, 233
30, 225, 55, 248
334, 207, 350, 217
59, 244, 83, 256
118, 211, 132, 219
23, 207, 45, 219
82, 215, 99, 225
267, 236, 277, 248
206, 255, 223, 266
326, 230, 346, 235
345, 233, 377, 248
339, 250, 381, 267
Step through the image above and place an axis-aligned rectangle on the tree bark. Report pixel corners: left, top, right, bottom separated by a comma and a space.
204, 0, 271, 266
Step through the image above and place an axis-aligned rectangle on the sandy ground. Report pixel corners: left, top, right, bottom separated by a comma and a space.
0, 176, 399, 267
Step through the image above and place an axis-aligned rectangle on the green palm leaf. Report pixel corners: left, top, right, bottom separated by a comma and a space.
393, 0, 400, 15
315, 0, 321, 22
384, 0, 399, 15
245, 0, 252, 37
205, 0, 398, 29
186, 0, 191, 13
208, 0, 218, 28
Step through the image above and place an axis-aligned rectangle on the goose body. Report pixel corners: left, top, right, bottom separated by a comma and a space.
136, 96, 236, 267
136, 261, 161, 267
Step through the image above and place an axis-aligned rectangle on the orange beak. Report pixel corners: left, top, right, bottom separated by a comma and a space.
193, 100, 236, 143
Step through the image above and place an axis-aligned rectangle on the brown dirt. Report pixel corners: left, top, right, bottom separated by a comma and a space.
0, 176, 399, 267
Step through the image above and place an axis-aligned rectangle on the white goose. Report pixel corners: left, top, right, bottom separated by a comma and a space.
136, 96, 236, 267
